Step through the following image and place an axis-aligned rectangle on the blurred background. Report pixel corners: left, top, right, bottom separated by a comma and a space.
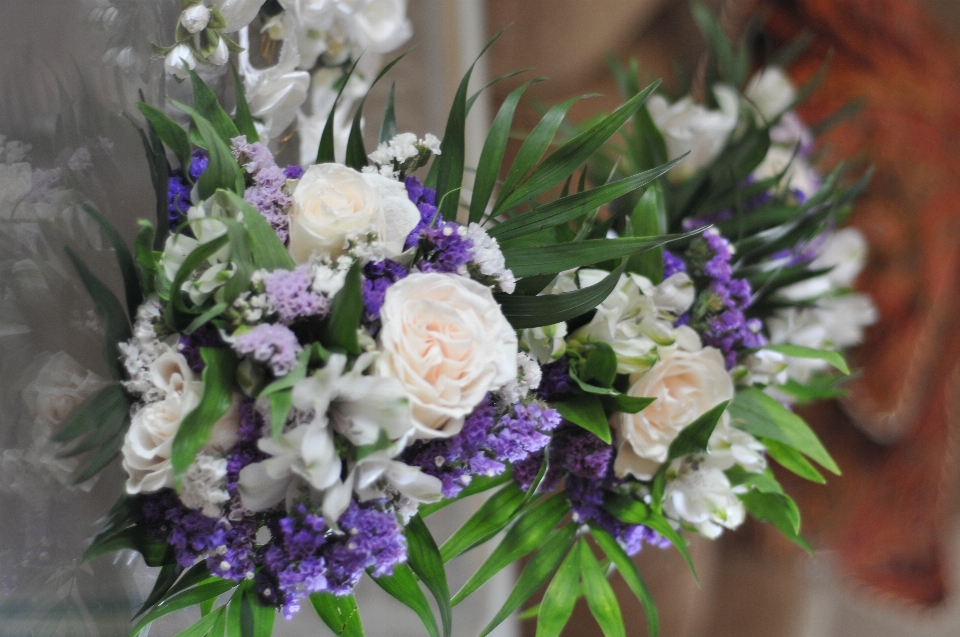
2, 0, 960, 635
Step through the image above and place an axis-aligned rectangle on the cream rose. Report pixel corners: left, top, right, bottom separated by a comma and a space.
288, 163, 420, 262
614, 345, 733, 480
376, 272, 518, 438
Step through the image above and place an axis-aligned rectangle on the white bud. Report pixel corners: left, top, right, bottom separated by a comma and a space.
207, 35, 230, 66
180, 5, 212, 34
164, 43, 197, 79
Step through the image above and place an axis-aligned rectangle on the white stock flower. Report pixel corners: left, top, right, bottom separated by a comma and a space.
376, 273, 518, 438
647, 85, 739, 181
180, 4, 212, 34
662, 456, 746, 539
780, 227, 869, 301
180, 453, 230, 517
520, 323, 568, 365
288, 163, 420, 262
464, 223, 516, 293
744, 67, 796, 122
165, 43, 198, 80
614, 345, 733, 480
496, 352, 543, 404
740, 349, 788, 387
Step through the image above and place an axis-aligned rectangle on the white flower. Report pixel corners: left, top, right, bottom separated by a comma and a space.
740, 349, 788, 387
779, 227, 869, 300
662, 456, 746, 539
376, 273, 518, 438
520, 323, 568, 365
707, 419, 767, 474
180, 4, 212, 34
149, 345, 196, 397
238, 27, 310, 140
744, 67, 796, 122
647, 85, 739, 181
752, 146, 820, 201
288, 163, 420, 262
23, 352, 107, 428
180, 453, 230, 517
165, 43, 198, 80
463, 223, 516, 293
349, 0, 412, 54
120, 297, 166, 402
422, 133, 442, 154
213, 0, 265, 31
496, 352, 543, 404
310, 256, 354, 296
207, 34, 231, 66
614, 345, 733, 480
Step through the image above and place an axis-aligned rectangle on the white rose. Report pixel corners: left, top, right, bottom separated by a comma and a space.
647, 85, 739, 182
744, 67, 797, 122
149, 345, 196, 397
288, 163, 420, 262
164, 43, 198, 80
180, 4, 212, 34
376, 273, 518, 438
614, 345, 733, 480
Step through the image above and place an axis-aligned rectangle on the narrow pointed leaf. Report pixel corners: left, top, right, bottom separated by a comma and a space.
345, 52, 408, 169
317, 58, 362, 164
189, 69, 240, 145
439, 483, 526, 562
231, 63, 259, 142
322, 260, 362, 354
53, 384, 128, 443
379, 82, 397, 144
666, 400, 729, 462
172, 101, 244, 198
173, 606, 226, 637
371, 564, 439, 637
739, 490, 812, 551
579, 538, 627, 637
136, 102, 192, 176
762, 344, 850, 375
78, 204, 143, 320
591, 526, 659, 637
130, 579, 238, 637
310, 593, 364, 637
535, 541, 581, 637
762, 438, 825, 483
419, 472, 511, 517
239, 585, 274, 637
213, 190, 294, 271
553, 394, 611, 443
405, 515, 452, 637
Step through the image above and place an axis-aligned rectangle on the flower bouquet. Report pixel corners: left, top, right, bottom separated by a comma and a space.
52, 6, 871, 637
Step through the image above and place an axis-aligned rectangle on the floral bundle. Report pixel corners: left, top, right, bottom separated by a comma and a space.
54, 8, 871, 637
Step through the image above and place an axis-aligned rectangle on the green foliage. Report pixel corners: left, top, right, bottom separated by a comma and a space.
625, 185, 667, 282
371, 564, 439, 637
495, 264, 625, 329
322, 261, 363, 354
345, 53, 408, 170
553, 394, 612, 444
231, 63, 259, 142
440, 483, 526, 562
762, 344, 850, 375
666, 400, 729, 461
311, 593, 364, 637
591, 526, 659, 637
405, 515, 452, 637
580, 538, 627, 637
535, 540, 581, 637
317, 58, 362, 164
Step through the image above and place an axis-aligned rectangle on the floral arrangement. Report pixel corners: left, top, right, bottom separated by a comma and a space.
52, 6, 873, 637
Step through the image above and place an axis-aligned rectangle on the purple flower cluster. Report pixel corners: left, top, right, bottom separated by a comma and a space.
227, 400, 268, 496
178, 323, 226, 372
403, 176, 439, 249
232, 136, 292, 243
167, 150, 208, 231
404, 395, 561, 498
260, 502, 406, 618
232, 323, 302, 376
362, 259, 407, 325
662, 249, 687, 279
535, 358, 574, 402
263, 266, 330, 324
417, 221, 475, 274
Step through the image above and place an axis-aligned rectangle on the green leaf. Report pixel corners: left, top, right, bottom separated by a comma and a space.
171, 348, 238, 488
173, 101, 244, 199
579, 538, 627, 637
582, 341, 618, 388
666, 400, 729, 462
640, 512, 699, 585
174, 606, 226, 637
479, 525, 578, 637
77, 205, 141, 321
65, 246, 131, 379
239, 584, 275, 637
739, 490, 812, 551
729, 387, 840, 474
602, 492, 650, 524
419, 472, 511, 517
135, 563, 184, 619
310, 593, 364, 637
762, 438, 825, 483
134, 220, 157, 295
453, 492, 570, 605
626, 184, 667, 283
493, 95, 584, 214
231, 63, 259, 143
535, 540, 581, 637
212, 606, 229, 637
776, 375, 848, 405
213, 190, 294, 271
167, 234, 230, 319
553, 394, 611, 444
725, 466, 786, 494
130, 579, 238, 637
600, 394, 655, 414
53, 384, 128, 443
495, 263, 626, 329
439, 482, 526, 562
322, 260, 363, 354
137, 102, 192, 174
494, 81, 661, 214
591, 526, 659, 637
434, 28, 506, 219
345, 52, 408, 170
189, 69, 240, 145
762, 344, 850, 375
489, 160, 681, 242
503, 231, 694, 278
405, 515, 452, 637
84, 524, 172, 567
469, 79, 540, 223
71, 427, 127, 485
267, 390, 293, 439
379, 82, 397, 145
371, 564, 439, 637
318, 58, 362, 164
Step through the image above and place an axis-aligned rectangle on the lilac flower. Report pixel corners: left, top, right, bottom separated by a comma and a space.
362, 259, 407, 325
232, 136, 291, 243
417, 222, 475, 274
403, 176, 439, 249
232, 323, 302, 376
263, 266, 330, 324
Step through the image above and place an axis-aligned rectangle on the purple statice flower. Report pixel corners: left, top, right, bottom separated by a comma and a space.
178, 323, 226, 372
189, 149, 209, 181
284, 164, 304, 180
263, 266, 330, 324
416, 221, 474, 274
226, 400, 268, 496
232, 136, 291, 243
403, 176, 439, 249
322, 502, 406, 594
362, 259, 407, 325
167, 150, 209, 232
261, 505, 329, 617
232, 323, 302, 376
535, 357, 574, 402
662, 249, 687, 279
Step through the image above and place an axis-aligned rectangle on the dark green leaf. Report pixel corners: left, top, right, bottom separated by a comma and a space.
135, 563, 184, 619
591, 526, 659, 637
579, 538, 626, 637
345, 52, 408, 170
439, 483, 526, 562
174, 606, 226, 637
136, 102, 192, 174
762, 437, 825, 483
729, 387, 840, 474
640, 512, 699, 584
453, 493, 570, 605
240, 584, 274, 637
419, 472, 511, 517
553, 394, 611, 444
53, 384, 128, 443
534, 540, 581, 637
371, 564, 439, 637
405, 515, 452, 637
602, 492, 650, 524
776, 376, 848, 405
739, 490, 812, 551
762, 344, 850, 375
65, 247, 131, 379
267, 390, 293, 439
666, 400, 729, 462
231, 63, 259, 143
626, 185, 667, 283
71, 427, 126, 485
310, 593, 364, 637
79, 204, 143, 320
582, 342, 618, 388
478, 525, 578, 637
379, 83, 397, 145
173, 101, 244, 199
322, 261, 363, 354
134, 220, 157, 295
171, 348, 238, 488
318, 58, 362, 164
130, 579, 238, 637
189, 69, 240, 145
214, 190, 294, 271
600, 394, 655, 415
495, 263, 625, 329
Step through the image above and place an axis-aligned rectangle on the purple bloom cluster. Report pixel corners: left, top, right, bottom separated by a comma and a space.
416, 221, 475, 274
260, 502, 406, 618
535, 358, 574, 402
167, 150, 208, 231
284, 164, 305, 180
404, 395, 561, 498
232, 136, 292, 243
662, 249, 687, 279
263, 266, 330, 324
403, 176, 439, 249
362, 259, 407, 325
178, 323, 226, 372
232, 323, 302, 376
227, 400, 268, 496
